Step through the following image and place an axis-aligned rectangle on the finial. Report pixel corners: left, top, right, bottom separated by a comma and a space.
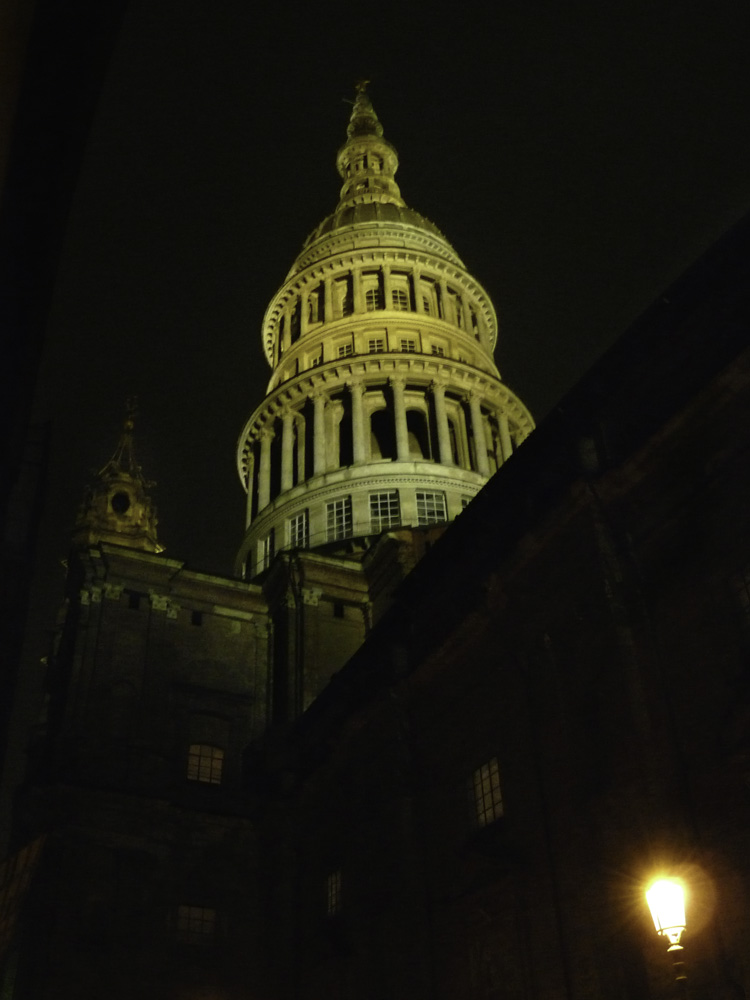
123, 394, 137, 432
346, 80, 384, 141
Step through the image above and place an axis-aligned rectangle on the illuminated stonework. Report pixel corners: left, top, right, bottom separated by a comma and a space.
236, 85, 533, 577
73, 403, 163, 554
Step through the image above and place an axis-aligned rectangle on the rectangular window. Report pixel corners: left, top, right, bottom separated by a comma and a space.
175, 905, 217, 944
259, 528, 275, 572
326, 870, 342, 916
392, 288, 409, 311
311, 352, 323, 367
368, 338, 385, 353
337, 343, 353, 358
470, 757, 504, 828
400, 338, 417, 353
187, 744, 224, 785
365, 287, 382, 311
288, 510, 309, 549
431, 345, 446, 357
369, 491, 401, 532
415, 490, 447, 526
326, 497, 353, 542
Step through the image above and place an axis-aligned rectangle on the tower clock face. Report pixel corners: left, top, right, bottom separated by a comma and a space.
111, 491, 131, 515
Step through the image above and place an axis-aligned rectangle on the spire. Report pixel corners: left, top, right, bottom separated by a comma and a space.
335, 82, 405, 211
72, 400, 164, 554
346, 79, 384, 140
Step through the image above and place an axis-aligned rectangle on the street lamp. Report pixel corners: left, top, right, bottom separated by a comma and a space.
646, 877, 687, 988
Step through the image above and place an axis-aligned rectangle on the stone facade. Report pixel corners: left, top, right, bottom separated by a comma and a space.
4, 89, 750, 1000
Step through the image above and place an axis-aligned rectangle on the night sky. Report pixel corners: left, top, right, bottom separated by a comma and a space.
31, 0, 750, 582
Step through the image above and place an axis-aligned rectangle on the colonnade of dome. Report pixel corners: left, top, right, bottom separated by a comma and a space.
236, 86, 533, 578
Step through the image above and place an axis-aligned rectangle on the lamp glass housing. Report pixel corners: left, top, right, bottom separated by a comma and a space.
646, 878, 686, 947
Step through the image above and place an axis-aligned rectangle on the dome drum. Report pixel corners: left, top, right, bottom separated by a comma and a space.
236, 85, 534, 579
263, 252, 499, 375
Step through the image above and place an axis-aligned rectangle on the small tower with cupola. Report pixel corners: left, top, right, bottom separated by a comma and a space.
73, 401, 163, 554
236, 83, 533, 578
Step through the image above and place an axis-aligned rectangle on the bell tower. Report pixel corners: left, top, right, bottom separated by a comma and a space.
73, 400, 163, 553
236, 84, 533, 578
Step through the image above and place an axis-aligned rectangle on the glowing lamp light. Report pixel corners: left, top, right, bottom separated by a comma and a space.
646, 878, 686, 949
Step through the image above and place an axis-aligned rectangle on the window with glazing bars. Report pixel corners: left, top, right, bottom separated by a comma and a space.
365, 287, 382, 311
368, 338, 385, 353
289, 510, 309, 549
469, 757, 504, 828
337, 343, 353, 358
187, 744, 224, 785
326, 870, 342, 916
415, 490, 447, 525
392, 288, 409, 311
400, 338, 417, 353
369, 491, 400, 532
431, 345, 445, 357
174, 905, 217, 944
326, 497, 352, 541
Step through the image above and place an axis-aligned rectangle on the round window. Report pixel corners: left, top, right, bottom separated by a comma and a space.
111, 491, 131, 515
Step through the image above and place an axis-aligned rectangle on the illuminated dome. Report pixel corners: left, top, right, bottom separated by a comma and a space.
236, 84, 533, 578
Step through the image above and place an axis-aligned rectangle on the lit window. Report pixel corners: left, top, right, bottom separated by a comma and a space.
326, 497, 352, 541
365, 288, 382, 311
400, 338, 417, 353
469, 757, 504, 828
415, 490, 447, 526
174, 905, 217, 944
326, 870, 342, 916
431, 345, 445, 357
392, 288, 409, 311
368, 338, 385, 353
369, 491, 400, 532
187, 744, 224, 785
338, 343, 353, 358
289, 510, 309, 549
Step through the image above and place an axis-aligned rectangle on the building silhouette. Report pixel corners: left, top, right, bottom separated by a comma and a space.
2, 87, 750, 1000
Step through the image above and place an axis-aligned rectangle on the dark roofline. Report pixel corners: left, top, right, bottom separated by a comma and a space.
290, 210, 750, 759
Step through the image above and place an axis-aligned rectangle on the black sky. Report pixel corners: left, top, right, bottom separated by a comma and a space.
31, 0, 750, 580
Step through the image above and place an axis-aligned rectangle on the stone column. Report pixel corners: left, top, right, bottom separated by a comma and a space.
468, 392, 490, 476
391, 377, 409, 462
382, 264, 392, 309
431, 381, 452, 465
461, 292, 473, 332
281, 409, 295, 492
324, 276, 333, 323
498, 411, 512, 463
258, 427, 274, 510
312, 392, 327, 475
413, 266, 423, 313
281, 310, 291, 353
300, 289, 309, 336
438, 276, 449, 321
350, 381, 366, 464
245, 453, 255, 527
352, 267, 364, 313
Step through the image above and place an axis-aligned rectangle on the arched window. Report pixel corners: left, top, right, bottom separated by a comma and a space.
406, 410, 432, 459
370, 409, 396, 460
